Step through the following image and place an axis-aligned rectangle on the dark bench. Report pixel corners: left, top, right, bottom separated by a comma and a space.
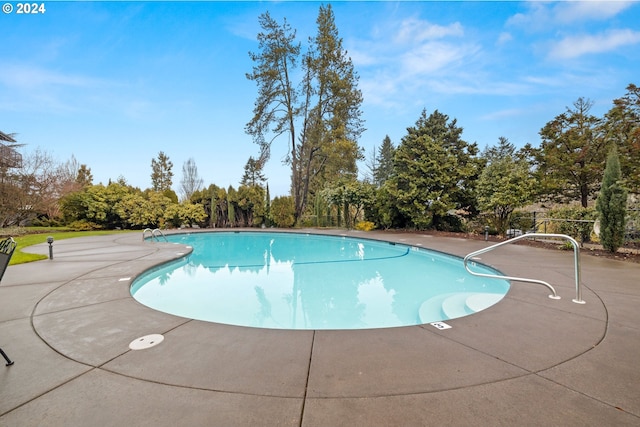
0, 237, 16, 366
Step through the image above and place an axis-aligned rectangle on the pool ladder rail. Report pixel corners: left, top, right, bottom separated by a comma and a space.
463, 233, 585, 304
142, 228, 168, 242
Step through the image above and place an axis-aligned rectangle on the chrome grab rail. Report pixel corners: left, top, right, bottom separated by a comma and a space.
142, 228, 168, 242
152, 229, 168, 242
463, 233, 585, 304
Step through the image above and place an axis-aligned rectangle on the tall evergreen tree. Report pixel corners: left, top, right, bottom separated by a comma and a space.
150, 151, 173, 192
481, 136, 515, 164
596, 147, 628, 252
264, 183, 271, 227
76, 165, 93, 188
603, 83, 640, 194
227, 186, 237, 227
374, 135, 395, 187
240, 156, 266, 187
387, 109, 480, 229
246, 11, 299, 164
246, 5, 364, 223
299, 4, 364, 196
534, 98, 606, 207
477, 137, 536, 235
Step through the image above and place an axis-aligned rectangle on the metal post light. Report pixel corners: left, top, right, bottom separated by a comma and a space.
47, 236, 54, 260
484, 226, 489, 241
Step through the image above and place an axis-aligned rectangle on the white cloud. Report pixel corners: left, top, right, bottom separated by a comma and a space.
522, 75, 567, 87
549, 29, 640, 59
506, 2, 552, 31
507, 1, 635, 30
554, 1, 635, 24
519, 68, 625, 97
400, 42, 476, 76
426, 78, 532, 97
350, 16, 482, 109
394, 17, 463, 43
497, 32, 513, 45
347, 49, 378, 67
0, 63, 136, 116
359, 73, 400, 106
0, 64, 105, 89
479, 107, 529, 121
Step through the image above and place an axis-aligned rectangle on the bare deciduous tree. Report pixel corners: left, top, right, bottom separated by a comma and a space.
179, 157, 203, 201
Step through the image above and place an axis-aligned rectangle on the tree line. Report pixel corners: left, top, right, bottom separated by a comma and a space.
359, 89, 637, 250
1, 90, 636, 250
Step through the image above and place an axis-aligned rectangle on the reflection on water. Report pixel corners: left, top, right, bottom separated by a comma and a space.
131, 232, 509, 330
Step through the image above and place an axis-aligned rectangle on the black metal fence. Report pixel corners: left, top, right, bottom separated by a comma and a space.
504, 210, 640, 245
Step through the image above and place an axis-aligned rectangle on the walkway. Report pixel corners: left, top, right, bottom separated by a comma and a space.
1, 230, 639, 426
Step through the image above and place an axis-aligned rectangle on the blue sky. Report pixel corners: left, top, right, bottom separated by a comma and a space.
2, 1, 639, 197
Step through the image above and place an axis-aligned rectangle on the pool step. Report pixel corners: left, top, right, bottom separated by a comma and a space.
419, 292, 506, 324
465, 293, 505, 312
441, 293, 475, 319
418, 293, 451, 324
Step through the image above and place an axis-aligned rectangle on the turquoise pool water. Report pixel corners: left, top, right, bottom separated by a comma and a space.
131, 232, 510, 330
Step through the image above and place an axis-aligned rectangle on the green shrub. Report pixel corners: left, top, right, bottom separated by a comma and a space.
433, 213, 465, 232
30, 217, 62, 227
298, 216, 316, 228
547, 206, 596, 243
355, 221, 375, 231
67, 220, 103, 231
558, 241, 575, 251
270, 196, 295, 228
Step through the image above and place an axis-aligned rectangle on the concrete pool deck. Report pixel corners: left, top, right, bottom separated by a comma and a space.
1, 229, 639, 426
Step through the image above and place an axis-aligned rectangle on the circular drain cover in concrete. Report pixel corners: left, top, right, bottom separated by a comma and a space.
129, 334, 164, 350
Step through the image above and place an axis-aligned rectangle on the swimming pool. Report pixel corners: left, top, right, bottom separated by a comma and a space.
131, 232, 510, 330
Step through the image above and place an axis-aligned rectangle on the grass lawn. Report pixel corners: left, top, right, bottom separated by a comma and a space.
5, 229, 136, 265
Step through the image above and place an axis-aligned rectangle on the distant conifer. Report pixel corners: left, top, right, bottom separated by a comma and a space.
596, 147, 627, 252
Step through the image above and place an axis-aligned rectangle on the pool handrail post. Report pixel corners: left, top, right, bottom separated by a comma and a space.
142, 228, 168, 242
151, 228, 168, 242
463, 233, 585, 304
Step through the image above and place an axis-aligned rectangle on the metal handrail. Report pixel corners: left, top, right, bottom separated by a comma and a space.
142, 228, 168, 242
463, 233, 585, 304
152, 229, 168, 242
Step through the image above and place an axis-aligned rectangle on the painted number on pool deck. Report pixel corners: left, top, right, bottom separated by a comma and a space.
430, 322, 452, 330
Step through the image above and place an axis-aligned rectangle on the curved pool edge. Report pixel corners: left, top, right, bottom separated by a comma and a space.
130, 229, 511, 330
5, 229, 628, 426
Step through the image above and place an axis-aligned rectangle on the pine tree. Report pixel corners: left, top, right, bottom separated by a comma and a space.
603, 83, 640, 194
477, 138, 535, 235
374, 135, 394, 187
150, 151, 173, 192
596, 147, 628, 252
535, 98, 606, 207
227, 186, 236, 228
264, 183, 271, 227
240, 156, 266, 187
388, 109, 480, 229
246, 5, 364, 223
